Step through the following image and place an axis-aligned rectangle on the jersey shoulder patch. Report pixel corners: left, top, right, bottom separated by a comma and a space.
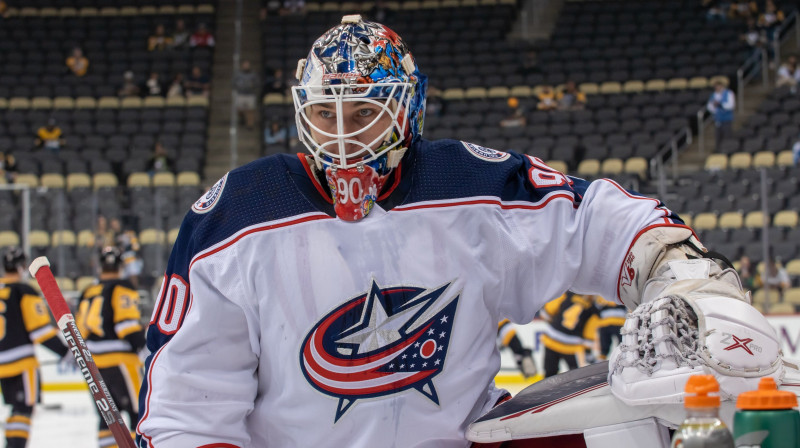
192, 173, 228, 214
460, 141, 510, 162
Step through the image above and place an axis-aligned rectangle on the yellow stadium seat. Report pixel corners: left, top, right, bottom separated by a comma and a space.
77, 230, 95, 247
487, 86, 510, 98
688, 77, 709, 89
718, 212, 743, 229
709, 75, 730, 87
92, 172, 119, 189
0, 98, 7, 108
51, 230, 77, 247
262, 93, 286, 105
704, 153, 728, 171
666, 78, 688, 90
777, 151, 794, 167
509, 85, 533, 97
166, 96, 187, 107
14, 174, 39, 188
39, 7, 59, 16
168, 228, 181, 245
464, 87, 488, 99
0, 231, 20, 248
157, 5, 176, 14
127, 172, 152, 188
786, 259, 800, 276
321, 2, 341, 10
76, 276, 97, 292
29, 230, 50, 247
768, 302, 795, 314
153, 172, 175, 187
729, 152, 752, 170
442, 88, 465, 100
99, 7, 119, 15
187, 96, 209, 107
53, 97, 75, 108
78, 7, 98, 16
119, 6, 139, 15
578, 83, 599, 95
196, 4, 215, 13
744, 211, 767, 228
31, 97, 53, 109
599, 82, 622, 94
19, 7, 38, 16
784, 288, 800, 306
773, 210, 798, 227
624, 157, 648, 179
645, 79, 666, 91
177, 171, 201, 186
752, 151, 775, 168
98, 97, 120, 108
144, 96, 165, 107
692, 212, 718, 230
55, 277, 76, 291
75, 97, 97, 108
59, 7, 78, 16
139, 229, 166, 245
40, 173, 65, 189
9, 98, 30, 109
600, 158, 624, 175
545, 160, 568, 174
121, 97, 143, 108
577, 159, 600, 176
622, 80, 644, 93
682, 215, 693, 228
66, 173, 91, 191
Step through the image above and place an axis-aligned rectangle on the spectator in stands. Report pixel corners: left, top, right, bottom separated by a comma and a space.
190, 23, 216, 48
65, 47, 89, 77
0, 152, 16, 183
792, 132, 800, 166
557, 81, 587, 111
148, 24, 173, 52
111, 218, 143, 289
0, 1, 8, 19
281, 0, 305, 15
764, 252, 791, 301
741, 18, 766, 54
729, 0, 758, 20
776, 55, 800, 91
264, 121, 289, 146
144, 72, 164, 97
234, 60, 259, 129
706, 80, 735, 149
536, 85, 558, 111
94, 215, 115, 250
737, 255, 761, 291
703, 0, 729, 22
499, 97, 526, 128
166, 73, 185, 98
185, 66, 210, 98
757, 0, 784, 43
118, 71, 141, 98
263, 68, 287, 94
34, 118, 65, 153
146, 141, 174, 174
171, 19, 190, 50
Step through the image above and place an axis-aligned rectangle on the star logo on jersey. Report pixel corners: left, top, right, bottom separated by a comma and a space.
722, 334, 754, 355
300, 279, 460, 423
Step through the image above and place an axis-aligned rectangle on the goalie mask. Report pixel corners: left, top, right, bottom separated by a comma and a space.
292, 15, 427, 221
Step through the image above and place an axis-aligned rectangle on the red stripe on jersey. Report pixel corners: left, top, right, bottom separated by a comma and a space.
395, 193, 577, 213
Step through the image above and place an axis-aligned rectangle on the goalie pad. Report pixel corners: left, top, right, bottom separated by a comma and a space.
609, 260, 785, 406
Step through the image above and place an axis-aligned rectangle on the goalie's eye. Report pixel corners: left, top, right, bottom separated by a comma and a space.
318, 109, 334, 119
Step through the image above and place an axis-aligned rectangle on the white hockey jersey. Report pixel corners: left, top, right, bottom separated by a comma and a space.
136, 139, 687, 448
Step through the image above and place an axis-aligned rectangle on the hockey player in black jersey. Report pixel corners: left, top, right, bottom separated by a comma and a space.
76, 247, 145, 448
497, 319, 538, 379
0, 247, 67, 448
539, 292, 600, 378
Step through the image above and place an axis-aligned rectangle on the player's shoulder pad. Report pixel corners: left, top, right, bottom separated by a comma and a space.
415, 139, 590, 204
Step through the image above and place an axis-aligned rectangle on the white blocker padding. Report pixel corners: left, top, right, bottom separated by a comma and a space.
583, 418, 670, 448
609, 291, 785, 406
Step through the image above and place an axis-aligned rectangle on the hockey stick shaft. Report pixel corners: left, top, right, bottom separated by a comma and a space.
29, 257, 137, 448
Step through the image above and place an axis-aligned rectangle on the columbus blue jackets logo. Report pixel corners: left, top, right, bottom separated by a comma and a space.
300, 279, 460, 422
192, 173, 227, 214
461, 141, 510, 162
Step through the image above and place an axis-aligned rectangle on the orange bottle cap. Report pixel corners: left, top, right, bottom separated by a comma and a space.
684, 375, 721, 408
737, 377, 798, 410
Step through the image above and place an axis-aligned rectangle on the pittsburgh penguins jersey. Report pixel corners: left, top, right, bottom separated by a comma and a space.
136, 139, 688, 448
594, 296, 627, 328
76, 278, 144, 369
539, 293, 600, 355
0, 279, 59, 377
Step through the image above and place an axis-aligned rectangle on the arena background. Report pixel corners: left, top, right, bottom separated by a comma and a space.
0, 0, 799, 440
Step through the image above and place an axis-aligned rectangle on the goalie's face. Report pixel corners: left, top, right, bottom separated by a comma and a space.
306, 99, 395, 162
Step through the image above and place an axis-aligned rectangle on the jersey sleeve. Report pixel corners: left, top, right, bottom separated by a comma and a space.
136, 209, 260, 448
111, 285, 142, 339
19, 289, 59, 344
498, 155, 687, 321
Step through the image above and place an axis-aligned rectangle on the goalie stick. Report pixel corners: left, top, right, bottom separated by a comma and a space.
29, 257, 137, 448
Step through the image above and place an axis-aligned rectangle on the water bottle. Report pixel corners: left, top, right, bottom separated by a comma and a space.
733, 377, 800, 448
670, 374, 734, 448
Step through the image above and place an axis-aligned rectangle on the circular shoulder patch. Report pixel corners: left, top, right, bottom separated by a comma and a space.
460, 141, 510, 162
192, 173, 228, 214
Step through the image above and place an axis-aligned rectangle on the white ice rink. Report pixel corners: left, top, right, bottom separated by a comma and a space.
0, 390, 133, 447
